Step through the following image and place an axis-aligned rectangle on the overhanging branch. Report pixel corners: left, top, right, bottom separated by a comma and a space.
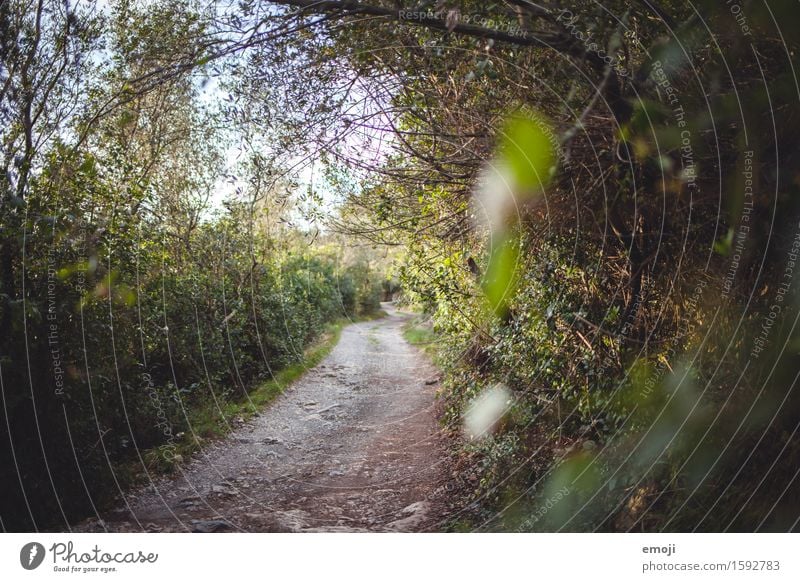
268, 0, 585, 57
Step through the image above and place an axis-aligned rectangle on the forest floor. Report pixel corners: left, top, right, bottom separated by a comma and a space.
75, 303, 459, 532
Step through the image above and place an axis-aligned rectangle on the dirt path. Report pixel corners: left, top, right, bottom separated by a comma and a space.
78, 303, 454, 532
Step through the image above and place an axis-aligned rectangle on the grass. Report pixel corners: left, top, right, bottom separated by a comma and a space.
360, 308, 389, 321
402, 314, 439, 358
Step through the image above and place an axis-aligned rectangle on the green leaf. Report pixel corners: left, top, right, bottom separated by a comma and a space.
482, 234, 520, 316
499, 113, 556, 192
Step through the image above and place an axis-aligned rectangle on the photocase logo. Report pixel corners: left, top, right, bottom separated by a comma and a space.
20, 542, 46, 570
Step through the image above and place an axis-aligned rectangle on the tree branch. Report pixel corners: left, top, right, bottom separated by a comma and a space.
268, 0, 584, 57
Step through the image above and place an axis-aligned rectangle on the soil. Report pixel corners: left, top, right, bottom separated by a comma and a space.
76, 303, 456, 532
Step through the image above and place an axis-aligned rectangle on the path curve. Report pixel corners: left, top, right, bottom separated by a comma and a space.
78, 303, 452, 532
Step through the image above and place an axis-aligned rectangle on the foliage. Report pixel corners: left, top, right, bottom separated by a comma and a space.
4, 0, 800, 533
0, 0, 387, 531
267, 0, 800, 531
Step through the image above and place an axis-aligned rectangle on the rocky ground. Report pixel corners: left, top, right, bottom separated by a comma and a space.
76, 304, 458, 532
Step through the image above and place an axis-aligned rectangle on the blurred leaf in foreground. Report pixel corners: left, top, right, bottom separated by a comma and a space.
499, 113, 556, 192
482, 233, 521, 317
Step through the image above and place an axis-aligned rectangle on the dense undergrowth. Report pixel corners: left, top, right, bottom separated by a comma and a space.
372, 1, 800, 530
1, 173, 385, 530
4, 0, 800, 534
0, 1, 388, 531
406, 221, 800, 532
